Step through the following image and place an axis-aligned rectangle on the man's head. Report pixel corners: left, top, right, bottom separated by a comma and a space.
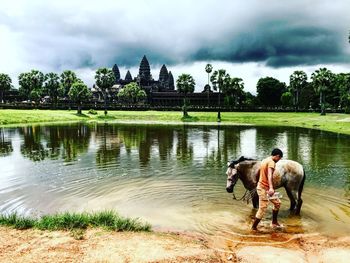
271, 148, 283, 162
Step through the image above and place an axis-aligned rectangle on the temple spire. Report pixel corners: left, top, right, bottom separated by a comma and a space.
125, 70, 133, 82
168, 71, 174, 90
112, 64, 120, 83
138, 55, 151, 85
159, 64, 169, 83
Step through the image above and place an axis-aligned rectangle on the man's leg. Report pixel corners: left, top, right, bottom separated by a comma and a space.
271, 198, 281, 227
252, 188, 268, 230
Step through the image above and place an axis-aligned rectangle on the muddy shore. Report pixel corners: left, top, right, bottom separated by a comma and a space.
1, 227, 350, 262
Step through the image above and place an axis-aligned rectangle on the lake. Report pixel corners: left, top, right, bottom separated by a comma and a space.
0, 123, 349, 239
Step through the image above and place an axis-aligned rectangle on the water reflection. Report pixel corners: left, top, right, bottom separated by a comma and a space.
0, 128, 13, 157
0, 123, 349, 235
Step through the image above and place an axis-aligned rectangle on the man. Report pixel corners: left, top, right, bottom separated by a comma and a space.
252, 148, 283, 231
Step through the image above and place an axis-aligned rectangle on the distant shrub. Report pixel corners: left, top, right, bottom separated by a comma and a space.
88, 109, 98, 115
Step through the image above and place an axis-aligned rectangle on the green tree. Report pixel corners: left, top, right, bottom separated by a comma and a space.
336, 73, 350, 113
95, 68, 116, 115
44, 72, 60, 108
311, 68, 334, 115
241, 91, 258, 108
256, 77, 286, 107
29, 89, 43, 104
176, 74, 195, 118
60, 70, 78, 98
0, 73, 12, 103
289, 70, 307, 111
281, 91, 293, 107
68, 81, 92, 114
205, 64, 213, 106
117, 82, 146, 104
18, 70, 45, 101
223, 77, 244, 108
210, 69, 230, 121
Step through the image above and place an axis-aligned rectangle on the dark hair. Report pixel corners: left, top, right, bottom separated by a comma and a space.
271, 148, 283, 157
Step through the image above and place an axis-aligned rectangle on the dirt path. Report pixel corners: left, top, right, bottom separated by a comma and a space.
1, 227, 350, 262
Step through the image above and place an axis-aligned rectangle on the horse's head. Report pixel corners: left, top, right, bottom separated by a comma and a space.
226, 156, 255, 193
225, 160, 241, 193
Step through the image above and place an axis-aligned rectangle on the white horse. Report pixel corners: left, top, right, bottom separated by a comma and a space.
226, 156, 306, 215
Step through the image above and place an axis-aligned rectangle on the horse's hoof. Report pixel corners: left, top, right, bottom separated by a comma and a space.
271, 223, 284, 230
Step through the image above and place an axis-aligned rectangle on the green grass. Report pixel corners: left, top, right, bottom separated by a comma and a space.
0, 109, 350, 135
0, 210, 151, 232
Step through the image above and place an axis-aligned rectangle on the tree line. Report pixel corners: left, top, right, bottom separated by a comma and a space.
0, 66, 349, 116
0, 68, 146, 115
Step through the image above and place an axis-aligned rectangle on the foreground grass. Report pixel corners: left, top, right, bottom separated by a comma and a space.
0, 109, 350, 135
0, 210, 151, 232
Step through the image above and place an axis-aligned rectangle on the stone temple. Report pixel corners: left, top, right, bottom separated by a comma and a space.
112, 55, 175, 92
93, 55, 220, 107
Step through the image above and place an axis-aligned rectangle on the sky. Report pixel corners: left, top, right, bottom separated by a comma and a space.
1, 0, 350, 94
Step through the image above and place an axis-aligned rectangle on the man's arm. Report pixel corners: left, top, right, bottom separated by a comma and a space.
267, 167, 275, 196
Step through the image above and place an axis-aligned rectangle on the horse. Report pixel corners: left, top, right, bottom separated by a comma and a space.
225, 156, 306, 215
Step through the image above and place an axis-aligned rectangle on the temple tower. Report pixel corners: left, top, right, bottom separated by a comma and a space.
138, 55, 152, 86
168, 71, 175, 90
159, 64, 169, 90
112, 64, 121, 83
125, 70, 133, 82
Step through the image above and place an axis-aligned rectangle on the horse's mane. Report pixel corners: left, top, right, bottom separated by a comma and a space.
227, 156, 257, 168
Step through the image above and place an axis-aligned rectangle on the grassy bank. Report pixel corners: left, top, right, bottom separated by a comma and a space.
0, 109, 350, 135
0, 210, 151, 232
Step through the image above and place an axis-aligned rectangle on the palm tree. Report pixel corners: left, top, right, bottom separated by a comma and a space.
205, 64, 213, 106
289, 71, 307, 112
95, 68, 116, 115
0, 73, 12, 103
210, 69, 230, 121
68, 81, 92, 114
311, 68, 334, 115
176, 74, 195, 118
224, 77, 244, 108
44, 72, 60, 108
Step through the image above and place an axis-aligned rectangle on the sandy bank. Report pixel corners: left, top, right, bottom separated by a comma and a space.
1, 227, 350, 262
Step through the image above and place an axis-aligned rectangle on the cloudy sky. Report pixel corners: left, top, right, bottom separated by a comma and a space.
1, 0, 349, 93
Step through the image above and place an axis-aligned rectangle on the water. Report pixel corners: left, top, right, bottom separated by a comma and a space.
0, 123, 349, 238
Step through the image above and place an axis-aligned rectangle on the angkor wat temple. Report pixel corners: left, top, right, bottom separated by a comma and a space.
112, 55, 175, 92
104, 55, 221, 107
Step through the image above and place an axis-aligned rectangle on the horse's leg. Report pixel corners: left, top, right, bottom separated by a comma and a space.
284, 186, 296, 211
295, 197, 303, 216
252, 191, 259, 209
295, 171, 306, 216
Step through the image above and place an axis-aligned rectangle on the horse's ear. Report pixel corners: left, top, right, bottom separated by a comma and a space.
238, 156, 245, 162
228, 160, 236, 168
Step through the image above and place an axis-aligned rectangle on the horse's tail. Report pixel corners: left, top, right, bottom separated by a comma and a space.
298, 169, 306, 200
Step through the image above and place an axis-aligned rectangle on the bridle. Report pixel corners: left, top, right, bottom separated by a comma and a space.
228, 167, 256, 203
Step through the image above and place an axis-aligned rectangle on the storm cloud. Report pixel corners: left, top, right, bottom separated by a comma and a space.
0, 0, 349, 91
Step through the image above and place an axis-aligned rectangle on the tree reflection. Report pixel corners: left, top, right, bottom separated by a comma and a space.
60, 124, 91, 162
176, 126, 193, 164
19, 124, 91, 162
156, 127, 174, 162
0, 128, 13, 157
95, 124, 121, 167
20, 126, 49, 162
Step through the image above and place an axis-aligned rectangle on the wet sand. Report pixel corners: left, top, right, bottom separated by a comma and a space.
1, 227, 350, 262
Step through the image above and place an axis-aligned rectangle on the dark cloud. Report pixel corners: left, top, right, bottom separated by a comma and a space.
192, 24, 348, 67
0, 0, 349, 78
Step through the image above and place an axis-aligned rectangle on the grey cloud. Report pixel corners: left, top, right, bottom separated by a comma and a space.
193, 24, 348, 67
0, 0, 349, 76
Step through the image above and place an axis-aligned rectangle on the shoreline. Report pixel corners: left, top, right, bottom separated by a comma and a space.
1, 226, 350, 262
0, 109, 350, 136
